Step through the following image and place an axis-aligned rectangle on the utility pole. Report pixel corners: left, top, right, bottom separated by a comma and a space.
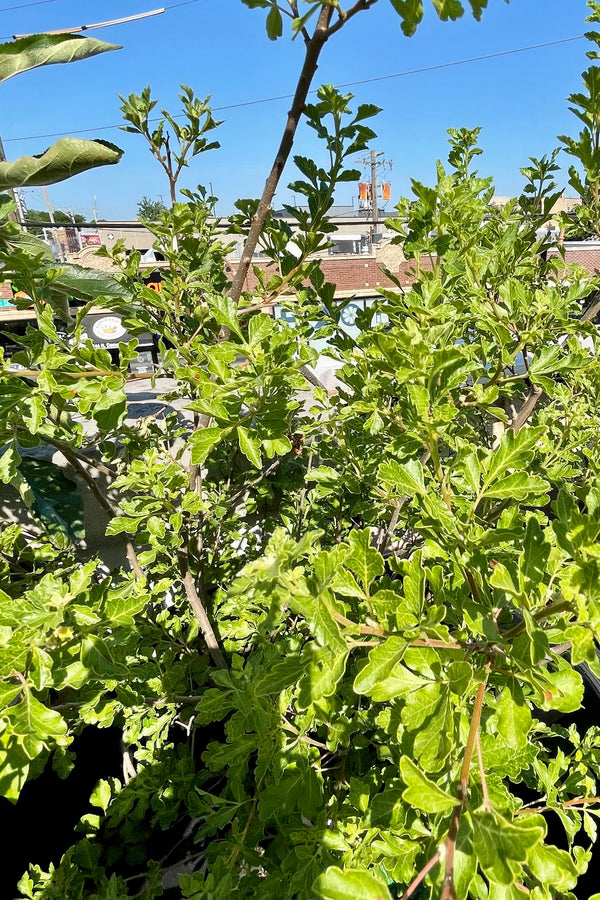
43, 185, 55, 223
358, 151, 393, 227
370, 150, 382, 225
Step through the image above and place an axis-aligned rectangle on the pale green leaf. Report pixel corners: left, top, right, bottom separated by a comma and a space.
190, 426, 225, 464
485, 427, 544, 484
400, 756, 456, 812
495, 688, 532, 749
378, 457, 426, 496
9, 692, 68, 759
472, 811, 545, 885
313, 866, 392, 900
527, 843, 579, 891
104, 593, 148, 626
0, 139, 123, 189
353, 637, 407, 696
483, 473, 549, 501
345, 527, 384, 594
0, 34, 120, 85
237, 426, 262, 468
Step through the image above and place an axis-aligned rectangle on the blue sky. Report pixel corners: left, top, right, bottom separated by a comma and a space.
0, 0, 593, 220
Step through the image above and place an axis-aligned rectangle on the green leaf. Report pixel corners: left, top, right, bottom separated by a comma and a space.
253, 654, 308, 697
9, 691, 68, 759
353, 637, 407, 696
0, 683, 22, 710
345, 527, 384, 594
209, 295, 243, 339
0, 34, 120, 84
104, 593, 148, 626
0, 443, 34, 506
262, 436, 292, 458
388, 0, 426, 37
18, 458, 84, 543
431, 0, 466, 22
92, 387, 127, 431
190, 426, 226, 464
364, 661, 430, 702
400, 756, 456, 812
527, 843, 579, 892
472, 811, 545, 885
90, 778, 114, 812
299, 644, 348, 707
485, 427, 544, 485
378, 457, 426, 496
50, 264, 132, 301
248, 312, 273, 344
528, 344, 582, 378
0, 739, 31, 802
0, 139, 123, 189
495, 687, 532, 749
313, 866, 392, 900
237, 426, 262, 468
404, 681, 453, 771
483, 473, 549, 501
365, 788, 405, 829
541, 657, 584, 713
306, 465, 341, 484
447, 661, 472, 694
266, 4, 283, 40
81, 635, 126, 678
106, 516, 144, 535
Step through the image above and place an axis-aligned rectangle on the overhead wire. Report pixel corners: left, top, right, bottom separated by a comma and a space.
2, 0, 203, 38
0, 0, 61, 12
1, 33, 585, 144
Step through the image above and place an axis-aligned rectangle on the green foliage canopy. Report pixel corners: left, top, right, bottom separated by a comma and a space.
4, 3, 600, 900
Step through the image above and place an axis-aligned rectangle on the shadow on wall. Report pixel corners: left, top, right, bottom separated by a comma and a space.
0, 448, 127, 572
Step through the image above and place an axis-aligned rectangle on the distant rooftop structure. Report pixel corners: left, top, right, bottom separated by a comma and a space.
490, 193, 581, 215
273, 204, 399, 219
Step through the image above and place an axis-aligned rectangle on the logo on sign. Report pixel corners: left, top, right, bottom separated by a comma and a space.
92, 316, 127, 341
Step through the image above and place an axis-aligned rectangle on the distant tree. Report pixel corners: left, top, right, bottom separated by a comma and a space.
136, 195, 167, 220
24, 207, 85, 235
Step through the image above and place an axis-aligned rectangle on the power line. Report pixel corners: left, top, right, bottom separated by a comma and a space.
14, 8, 167, 38
165, 0, 202, 8
2, 33, 585, 143
0, 0, 61, 12
0, 0, 202, 40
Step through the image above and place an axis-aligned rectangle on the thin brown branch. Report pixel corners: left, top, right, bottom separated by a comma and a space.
5, 369, 152, 380
400, 851, 440, 900
511, 385, 543, 434
59, 446, 145, 579
440, 677, 488, 900
516, 795, 600, 815
582, 288, 600, 322
378, 450, 430, 553
228, 458, 282, 509
229, 4, 335, 304
42, 436, 116, 478
503, 599, 573, 640
178, 553, 227, 669
282, 720, 329, 750
510, 287, 600, 432
236, 299, 276, 315
475, 729, 491, 812
325, 0, 380, 37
